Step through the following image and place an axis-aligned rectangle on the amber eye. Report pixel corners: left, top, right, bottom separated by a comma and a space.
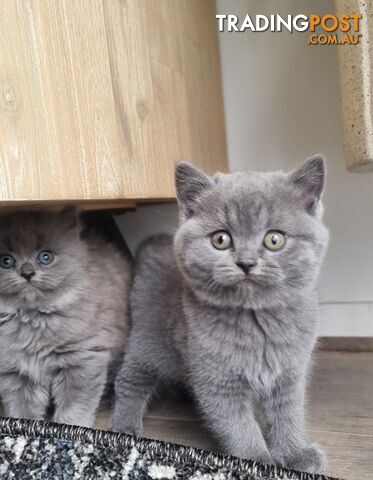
211, 231, 232, 250
264, 231, 286, 251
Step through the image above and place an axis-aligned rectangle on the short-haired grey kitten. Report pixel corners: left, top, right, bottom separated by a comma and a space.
112, 157, 329, 473
0, 208, 131, 427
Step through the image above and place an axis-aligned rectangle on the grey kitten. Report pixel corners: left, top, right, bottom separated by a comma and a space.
112, 157, 329, 473
0, 208, 131, 427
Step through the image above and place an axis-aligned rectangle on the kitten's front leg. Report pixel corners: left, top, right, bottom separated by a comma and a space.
263, 371, 326, 473
194, 378, 272, 463
0, 373, 49, 420
110, 357, 157, 436
51, 360, 107, 427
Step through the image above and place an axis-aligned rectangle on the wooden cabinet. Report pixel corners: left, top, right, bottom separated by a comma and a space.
0, 0, 227, 209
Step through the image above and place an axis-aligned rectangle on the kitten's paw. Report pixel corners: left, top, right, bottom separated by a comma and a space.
250, 452, 274, 465
53, 414, 94, 428
235, 447, 273, 465
109, 413, 143, 437
283, 443, 326, 474
121, 423, 143, 437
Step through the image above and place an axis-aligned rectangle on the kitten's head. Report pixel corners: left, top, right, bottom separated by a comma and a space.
174, 157, 329, 309
0, 207, 86, 306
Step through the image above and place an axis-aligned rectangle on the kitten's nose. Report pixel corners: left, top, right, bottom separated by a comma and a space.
236, 260, 257, 275
20, 263, 35, 281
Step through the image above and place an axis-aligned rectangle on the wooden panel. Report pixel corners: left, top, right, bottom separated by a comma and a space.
0, 0, 227, 206
176, 0, 228, 175
0, 0, 123, 201
0, 199, 138, 212
102, 0, 227, 199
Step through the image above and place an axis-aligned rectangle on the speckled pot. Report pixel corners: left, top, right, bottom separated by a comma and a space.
335, 0, 373, 171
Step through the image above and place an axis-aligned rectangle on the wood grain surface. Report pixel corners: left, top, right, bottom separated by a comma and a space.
0, 0, 227, 205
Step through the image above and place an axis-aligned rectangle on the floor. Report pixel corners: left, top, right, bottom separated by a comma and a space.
0, 351, 371, 479
98, 351, 373, 480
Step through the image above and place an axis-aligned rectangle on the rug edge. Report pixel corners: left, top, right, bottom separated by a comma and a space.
0, 416, 342, 480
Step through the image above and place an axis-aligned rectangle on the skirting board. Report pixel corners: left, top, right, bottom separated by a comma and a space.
318, 336, 373, 351
320, 302, 373, 337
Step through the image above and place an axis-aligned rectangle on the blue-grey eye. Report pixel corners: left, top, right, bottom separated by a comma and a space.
211, 231, 232, 250
37, 250, 55, 265
0, 254, 15, 269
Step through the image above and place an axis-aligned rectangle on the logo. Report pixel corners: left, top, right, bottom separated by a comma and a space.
216, 14, 362, 45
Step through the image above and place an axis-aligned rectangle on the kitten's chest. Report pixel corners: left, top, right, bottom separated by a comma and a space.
187, 307, 306, 391
0, 309, 75, 380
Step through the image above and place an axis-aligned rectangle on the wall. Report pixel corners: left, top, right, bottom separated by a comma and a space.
216, 0, 373, 335
118, 0, 373, 336
116, 203, 178, 254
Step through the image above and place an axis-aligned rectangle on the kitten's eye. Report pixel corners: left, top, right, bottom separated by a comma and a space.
264, 231, 286, 251
211, 231, 232, 250
0, 254, 15, 269
37, 250, 55, 265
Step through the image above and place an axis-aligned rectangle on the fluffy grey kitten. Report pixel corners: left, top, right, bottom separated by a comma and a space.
0, 208, 131, 427
112, 157, 329, 473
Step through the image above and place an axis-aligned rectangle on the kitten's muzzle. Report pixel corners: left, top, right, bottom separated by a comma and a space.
20, 263, 35, 281
236, 260, 257, 275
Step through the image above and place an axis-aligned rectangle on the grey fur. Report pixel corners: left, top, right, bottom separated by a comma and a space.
0, 208, 131, 427
112, 157, 329, 473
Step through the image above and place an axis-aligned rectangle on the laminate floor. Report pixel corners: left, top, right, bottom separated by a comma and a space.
1, 351, 371, 479
97, 351, 373, 480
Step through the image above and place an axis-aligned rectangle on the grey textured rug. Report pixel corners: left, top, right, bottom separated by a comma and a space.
0, 417, 340, 480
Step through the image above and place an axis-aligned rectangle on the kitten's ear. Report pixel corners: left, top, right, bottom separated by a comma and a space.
175, 162, 214, 217
289, 155, 326, 214
58, 205, 80, 231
